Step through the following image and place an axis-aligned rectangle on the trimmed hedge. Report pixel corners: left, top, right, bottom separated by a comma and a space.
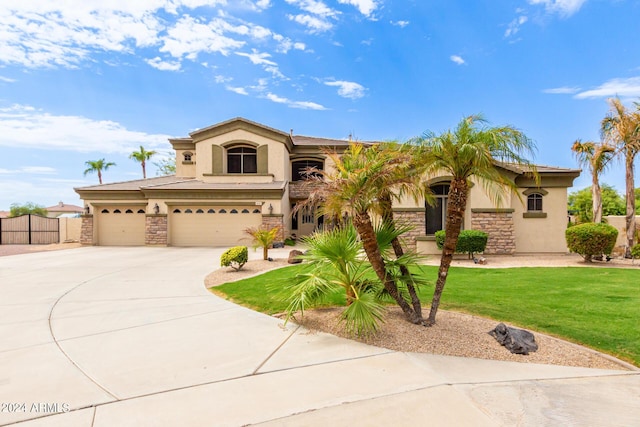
221, 246, 248, 271
435, 229, 488, 258
565, 222, 618, 262
631, 244, 640, 260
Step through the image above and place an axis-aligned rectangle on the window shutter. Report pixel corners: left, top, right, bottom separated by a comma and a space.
257, 145, 268, 174
212, 145, 223, 174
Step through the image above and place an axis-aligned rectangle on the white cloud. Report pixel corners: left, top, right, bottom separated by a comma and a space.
288, 14, 333, 32
145, 56, 182, 71
255, 0, 272, 10
391, 20, 409, 28
236, 49, 277, 66
0, 104, 171, 154
285, 0, 340, 18
337, 0, 379, 17
0, 166, 56, 175
505, 15, 528, 37
0, 75, 16, 83
264, 93, 327, 110
543, 86, 581, 94
324, 80, 366, 99
527, 0, 587, 17
226, 86, 249, 95
450, 55, 466, 65
574, 77, 640, 99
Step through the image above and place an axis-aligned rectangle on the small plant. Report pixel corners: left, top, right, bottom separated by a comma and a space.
284, 237, 296, 246
565, 222, 618, 262
435, 229, 488, 259
245, 225, 282, 260
631, 244, 640, 263
220, 246, 248, 271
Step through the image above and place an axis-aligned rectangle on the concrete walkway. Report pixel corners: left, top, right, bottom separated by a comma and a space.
0, 247, 638, 426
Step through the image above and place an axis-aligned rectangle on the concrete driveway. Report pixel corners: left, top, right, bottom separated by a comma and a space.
1, 247, 638, 426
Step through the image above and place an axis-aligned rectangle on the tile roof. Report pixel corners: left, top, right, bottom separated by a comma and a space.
75, 175, 286, 192
75, 175, 182, 191
45, 202, 84, 212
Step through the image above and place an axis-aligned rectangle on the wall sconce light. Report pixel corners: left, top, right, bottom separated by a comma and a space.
85, 205, 90, 214
268, 203, 273, 214
153, 203, 160, 214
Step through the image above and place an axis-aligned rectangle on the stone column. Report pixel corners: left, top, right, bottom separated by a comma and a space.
80, 214, 94, 245
471, 209, 516, 255
261, 214, 285, 244
145, 214, 168, 246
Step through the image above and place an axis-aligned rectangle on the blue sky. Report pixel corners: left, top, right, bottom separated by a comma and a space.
1, 0, 639, 210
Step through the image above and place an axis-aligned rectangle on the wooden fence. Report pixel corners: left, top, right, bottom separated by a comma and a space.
0, 215, 60, 244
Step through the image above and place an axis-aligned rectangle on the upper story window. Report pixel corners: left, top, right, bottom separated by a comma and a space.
527, 193, 543, 211
292, 160, 323, 181
183, 152, 193, 162
425, 183, 450, 235
227, 146, 257, 174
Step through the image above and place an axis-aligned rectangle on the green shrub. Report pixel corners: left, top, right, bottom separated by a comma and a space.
221, 246, 248, 271
631, 244, 640, 260
565, 222, 618, 262
435, 229, 488, 259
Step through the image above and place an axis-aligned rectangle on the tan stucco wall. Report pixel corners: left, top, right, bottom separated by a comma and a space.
603, 215, 640, 251
59, 217, 81, 242
512, 187, 569, 253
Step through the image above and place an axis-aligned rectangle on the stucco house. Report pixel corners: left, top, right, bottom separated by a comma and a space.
45, 201, 84, 218
75, 117, 580, 254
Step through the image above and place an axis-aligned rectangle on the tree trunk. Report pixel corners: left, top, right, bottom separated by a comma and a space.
592, 175, 602, 223
98, 170, 103, 184
263, 246, 268, 260
379, 192, 423, 318
427, 178, 468, 326
352, 210, 423, 324
142, 160, 147, 179
625, 150, 636, 258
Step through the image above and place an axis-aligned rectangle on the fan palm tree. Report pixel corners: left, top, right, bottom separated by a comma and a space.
601, 97, 640, 258
571, 140, 615, 223
300, 142, 428, 325
83, 158, 116, 184
129, 145, 157, 179
415, 115, 537, 325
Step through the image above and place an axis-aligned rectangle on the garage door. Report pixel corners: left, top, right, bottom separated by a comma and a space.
97, 207, 146, 246
170, 206, 262, 247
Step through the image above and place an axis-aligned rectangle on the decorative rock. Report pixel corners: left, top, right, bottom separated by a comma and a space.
488, 323, 538, 355
273, 242, 285, 249
288, 250, 304, 264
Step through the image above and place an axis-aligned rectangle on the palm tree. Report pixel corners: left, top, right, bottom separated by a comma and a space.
601, 97, 640, 258
129, 145, 157, 179
83, 159, 116, 184
415, 115, 537, 325
571, 140, 615, 223
244, 225, 282, 260
301, 142, 428, 325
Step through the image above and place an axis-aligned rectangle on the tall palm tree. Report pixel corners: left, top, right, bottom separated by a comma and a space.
601, 97, 640, 258
415, 115, 537, 325
129, 145, 157, 179
571, 140, 615, 223
83, 158, 116, 184
301, 142, 428, 325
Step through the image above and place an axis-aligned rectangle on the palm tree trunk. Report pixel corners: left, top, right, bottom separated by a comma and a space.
98, 170, 103, 185
592, 174, 602, 223
624, 150, 636, 258
379, 192, 423, 318
427, 178, 468, 326
142, 160, 147, 179
352, 210, 423, 324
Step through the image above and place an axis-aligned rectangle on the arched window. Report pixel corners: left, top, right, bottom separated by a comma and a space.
292, 159, 323, 181
425, 184, 449, 235
227, 146, 257, 174
527, 193, 543, 212
183, 151, 193, 162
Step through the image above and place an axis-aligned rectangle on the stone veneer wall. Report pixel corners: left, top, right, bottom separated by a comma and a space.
393, 209, 425, 250
145, 214, 167, 246
80, 214, 93, 245
261, 214, 285, 243
471, 210, 516, 255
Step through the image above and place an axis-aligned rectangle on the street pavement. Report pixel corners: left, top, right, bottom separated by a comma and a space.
0, 247, 638, 426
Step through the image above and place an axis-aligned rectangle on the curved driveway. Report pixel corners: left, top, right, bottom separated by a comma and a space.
0, 247, 638, 426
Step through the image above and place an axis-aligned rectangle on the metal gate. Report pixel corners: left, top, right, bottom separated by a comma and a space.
0, 215, 60, 245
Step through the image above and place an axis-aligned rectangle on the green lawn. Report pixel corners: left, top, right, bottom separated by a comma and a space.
212, 264, 640, 366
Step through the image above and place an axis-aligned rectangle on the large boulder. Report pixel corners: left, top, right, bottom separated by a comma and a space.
288, 250, 304, 264
488, 323, 538, 355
